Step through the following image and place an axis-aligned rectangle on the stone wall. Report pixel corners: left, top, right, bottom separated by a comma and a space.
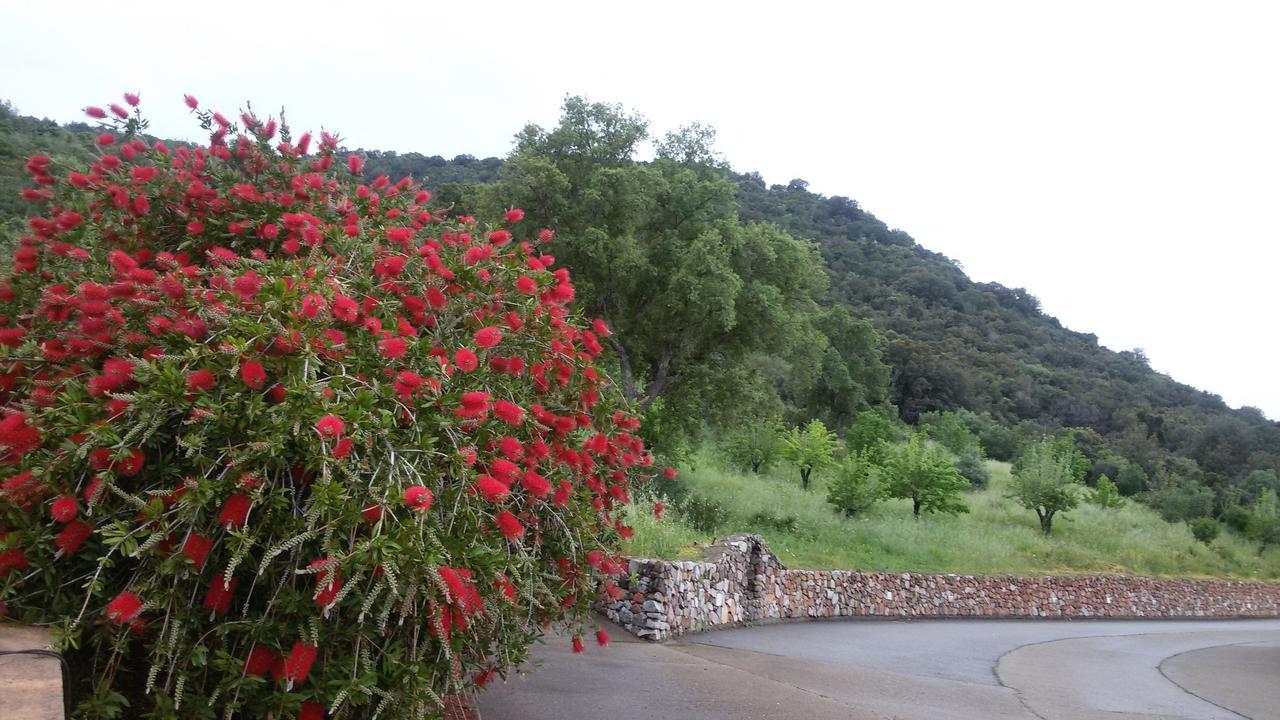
596, 534, 1280, 640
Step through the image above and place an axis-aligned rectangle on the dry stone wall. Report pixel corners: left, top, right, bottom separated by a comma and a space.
596, 534, 1280, 640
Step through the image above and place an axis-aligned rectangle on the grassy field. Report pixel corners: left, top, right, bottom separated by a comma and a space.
623, 455, 1280, 580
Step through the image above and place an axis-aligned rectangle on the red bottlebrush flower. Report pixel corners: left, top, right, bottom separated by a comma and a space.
360, 504, 383, 523
96, 133, 116, 147
50, 495, 79, 522
592, 319, 613, 337
487, 229, 512, 245
496, 510, 524, 541
244, 646, 276, 676
505, 208, 525, 223
596, 629, 610, 647
475, 474, 509, 502
186, 368, 216, 394
232, 271, 263, 300
203, 574, 237, 614
331, 294, 359, 323
453, 347, 478, 372
240, 361, 267, 389
494, 400, 525, 425
618, 525, 635, 540
663, 467, 678, 480
124, 92, 140, 107
105, 591, 143, 623
269, 384, 287, 403
117, 448, 146, 477
300, 293, 325, 319
332, 437, 354, 459
183, 94, 199, 109
378, 336, 408, 359
346, 154, 363, 174
314, 415, 345, 438
284, 641, 319, 685
300, 702, 324, 720
456, 391, 491, 420
0, 548, 30, 577
654, 502, 665, 518
516, 275, 538, 294
572, 636, 585, 654
474, 326, 502, 348
312, 562, 342, 608
520, 470, 551, 498
537, 228, 555, 244
109, 103, 129, 119
182, 534, 213, 569
403, 485, 433, 511
553, 481, 572, 508
220, 494, 252, 529
0, 327, 26, 347
84, 106, 108, 119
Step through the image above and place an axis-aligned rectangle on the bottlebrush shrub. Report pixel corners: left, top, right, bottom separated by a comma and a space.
0, 93, 656, 719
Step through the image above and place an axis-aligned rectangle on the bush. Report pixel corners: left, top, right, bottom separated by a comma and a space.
0, 95, 660, 719
826, 453, 881, 516
1189, 518, 1221, 545
1089, 475, 1125, 509
954, 446, 990, 489
681, 494, 730, 533
746, 510, 799, 535
1221, 504, 1252, 534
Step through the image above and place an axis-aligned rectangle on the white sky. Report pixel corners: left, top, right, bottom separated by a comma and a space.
3, 0, 1277, 418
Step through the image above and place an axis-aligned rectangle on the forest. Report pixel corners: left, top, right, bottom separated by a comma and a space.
2, 95, 1278, 553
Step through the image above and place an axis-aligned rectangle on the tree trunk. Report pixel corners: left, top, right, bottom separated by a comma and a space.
912, 495, 921, 517
751, 460, 762, 473
1037, 508, 1054, 535
801, 468, 811, 491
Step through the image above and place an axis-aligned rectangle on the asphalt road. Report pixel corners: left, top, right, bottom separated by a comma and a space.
479, 618, 1280, 719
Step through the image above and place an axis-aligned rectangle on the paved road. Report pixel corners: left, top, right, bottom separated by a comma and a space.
479, 618, 1280, 719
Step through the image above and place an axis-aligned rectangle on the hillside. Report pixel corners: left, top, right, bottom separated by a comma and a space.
2, 97, 1278, 532
625, 454, 1280, 579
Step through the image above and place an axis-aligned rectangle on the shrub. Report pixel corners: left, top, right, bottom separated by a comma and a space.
746, 510, 799, 535
1089, 475, 1125, 509
826, 452, 881, 516
1189, 518, 1221, 545
681, 494, 729, 533
0, 94, 660, 719
953, 445, 990, 489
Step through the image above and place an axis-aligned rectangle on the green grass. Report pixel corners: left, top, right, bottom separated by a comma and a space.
625, 455, 1280, 579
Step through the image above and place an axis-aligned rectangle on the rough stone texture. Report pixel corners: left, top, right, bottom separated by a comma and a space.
0, 625, 63, 720
596, 534, 1280, 640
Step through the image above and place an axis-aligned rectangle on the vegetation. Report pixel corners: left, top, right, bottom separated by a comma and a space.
627, 453, 1280, 579
1009, 438, 1085, 534
826, 452, 881, 516
723, 419, 784, 473
0, 95, 655, 719
780, 419, 839, 491
880, 434, 969, 517
1090, 475, 1126, 509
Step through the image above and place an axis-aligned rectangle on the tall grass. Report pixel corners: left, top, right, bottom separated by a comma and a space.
624, 454, 1280, 579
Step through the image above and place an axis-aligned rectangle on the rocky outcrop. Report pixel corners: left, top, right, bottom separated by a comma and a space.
596, 534, 1280, 640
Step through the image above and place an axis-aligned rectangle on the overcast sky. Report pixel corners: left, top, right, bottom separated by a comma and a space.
4, 0, 1277, 418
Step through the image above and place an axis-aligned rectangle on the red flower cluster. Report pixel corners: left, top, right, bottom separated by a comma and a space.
0, 91, 659, 715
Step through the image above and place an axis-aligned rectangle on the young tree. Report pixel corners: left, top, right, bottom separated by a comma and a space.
1010, 438, 1084, 534
881, 434, 969, 517
781, 419, 838, 491
1247, 489, 1280, 552
826, 452, 882, 516
723, 419, 783, 474
1089, 474, 1126, 509
846, 409, 898, 462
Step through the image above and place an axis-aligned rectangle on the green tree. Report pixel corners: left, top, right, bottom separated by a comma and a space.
1189, 518, 1221, 545
881, 435, 970, 517
1089, 475, 1125, 509
1247, 489, 1280, 552
723, 419, 783, 474
781, 420, 839, 491
1009, 438, 1085, 534
846, 409, 899, 462
826, 452, 882, 516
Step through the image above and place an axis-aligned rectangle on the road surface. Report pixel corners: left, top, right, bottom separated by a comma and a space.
479, 618, 1280, 719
